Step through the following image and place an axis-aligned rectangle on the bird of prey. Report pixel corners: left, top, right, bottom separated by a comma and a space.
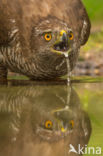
0, 0, 91, 80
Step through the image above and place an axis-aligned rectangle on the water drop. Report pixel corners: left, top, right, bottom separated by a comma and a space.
64, 52, 68, 58
63, 52, 71, 83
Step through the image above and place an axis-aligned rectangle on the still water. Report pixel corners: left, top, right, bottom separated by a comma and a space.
0, 80, 103, 156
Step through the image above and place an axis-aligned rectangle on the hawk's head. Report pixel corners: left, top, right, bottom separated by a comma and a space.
31, 18, 74, 57
28, 17, 79, 79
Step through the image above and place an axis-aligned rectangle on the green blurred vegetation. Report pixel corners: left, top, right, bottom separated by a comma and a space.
72, 76, 103, 83
83, 0, 103, 22
74, 83, 103, 156
8, 75, 29, 80
81, 29, 103, 53
81, 1, 103, 59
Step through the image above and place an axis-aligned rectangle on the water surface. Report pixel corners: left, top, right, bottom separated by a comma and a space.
0, 80, 102, 156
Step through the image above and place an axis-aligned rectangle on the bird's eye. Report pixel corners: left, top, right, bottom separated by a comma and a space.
69, 120, 74, 128
44, 33, 52, 41
45, 120, 53, 129
69, 32, 74, 40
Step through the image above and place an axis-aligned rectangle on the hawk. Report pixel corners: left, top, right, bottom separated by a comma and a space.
0, 0, 91, 80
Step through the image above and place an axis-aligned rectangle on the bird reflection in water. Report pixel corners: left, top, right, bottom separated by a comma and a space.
0, 82, 91, 156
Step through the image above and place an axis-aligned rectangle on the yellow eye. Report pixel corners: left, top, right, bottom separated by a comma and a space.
44, 33, 52, 41
69, 120, 74, 128
69, 32, 74, 40
45, 120, 53, 129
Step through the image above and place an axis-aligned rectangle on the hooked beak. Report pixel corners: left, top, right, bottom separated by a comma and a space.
51, 30, 71, 55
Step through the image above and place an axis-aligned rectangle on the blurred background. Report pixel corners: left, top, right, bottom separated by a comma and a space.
73, 0, 103, 76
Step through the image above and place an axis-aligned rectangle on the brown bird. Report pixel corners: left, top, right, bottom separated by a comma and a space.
0, 0, 91, 80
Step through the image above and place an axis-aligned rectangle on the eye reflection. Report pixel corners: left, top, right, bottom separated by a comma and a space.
45, 120, 53, 129
69, 120, 74, 129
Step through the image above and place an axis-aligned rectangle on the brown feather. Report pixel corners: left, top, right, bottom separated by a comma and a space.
0, 0, 91, 80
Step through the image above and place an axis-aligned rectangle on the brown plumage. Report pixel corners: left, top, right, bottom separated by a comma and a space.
0, 0, 91, 80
